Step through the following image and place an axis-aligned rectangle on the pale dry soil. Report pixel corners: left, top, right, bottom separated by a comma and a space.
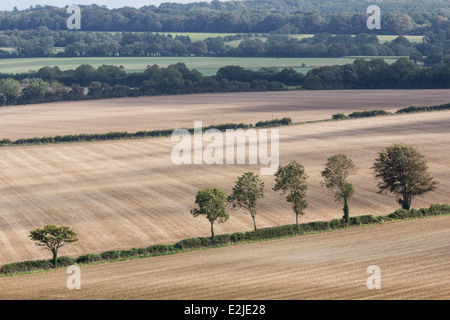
1, 216, 449, 300
0, 110, 448, 265
1, 89, 450, 140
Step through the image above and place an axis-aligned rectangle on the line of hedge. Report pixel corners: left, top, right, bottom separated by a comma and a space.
255, 117, 293, 128
332, 109, 392, 120
1, 204, 448, 276
0, 123, 255, 147
332, 102, 450, 121
395, 103, 450, 114
0, 119, 288, 147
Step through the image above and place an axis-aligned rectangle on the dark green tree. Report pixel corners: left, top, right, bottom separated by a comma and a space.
372, 144, 437, 210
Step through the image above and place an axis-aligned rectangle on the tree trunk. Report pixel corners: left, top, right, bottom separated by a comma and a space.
252, 214, 257, 232
343, 198, 349, 225
210, 221, 215, 240
52, 249, 58, 268
402, 196, 412, 210
296, 213, 299, 231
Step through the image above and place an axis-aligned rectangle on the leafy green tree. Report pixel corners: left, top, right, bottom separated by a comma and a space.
20, 78, 50, 103
88, 81, 103, 99
66, 84, 85, 101
273, 161, 308, 229
321, 154, 358, 224
228, 172, 265, 231
74, 64, 97, 86
29, 225, 78, 267
372, 144, 437, 210
191, 188, 229, 239
0, 78, 20, 105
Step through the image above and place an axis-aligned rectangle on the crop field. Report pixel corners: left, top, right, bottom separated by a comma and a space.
0, 90, 449, 267
0, 56, 400, 75
1, 216, 449, 299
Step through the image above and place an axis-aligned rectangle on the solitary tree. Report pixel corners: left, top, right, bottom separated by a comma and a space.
191, 188, 229, 240
29, 225, 78, 267
321, 154, 358, 224
273, 161, 308, 230
228, 172, 265, 232
372, 144, 437, 210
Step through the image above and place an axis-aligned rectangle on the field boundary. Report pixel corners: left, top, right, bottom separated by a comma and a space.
1, 204, 448, 278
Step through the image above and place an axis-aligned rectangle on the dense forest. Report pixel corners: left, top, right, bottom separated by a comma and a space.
0, 2, 447, 34
1, 58, 450, 106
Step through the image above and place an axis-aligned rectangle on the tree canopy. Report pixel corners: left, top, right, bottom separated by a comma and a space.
321, 154, 358, 223
372, 144, 438, 210
191, 188, 229, 239
228, 172, 265, 231
273, 161, 308, 229
29, 225, 78, 267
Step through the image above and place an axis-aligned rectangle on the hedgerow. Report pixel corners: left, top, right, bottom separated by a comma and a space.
396, 103, 450, 114
0, 122, 259, 147
1, 204, 448, 276
255, 117, 292, 128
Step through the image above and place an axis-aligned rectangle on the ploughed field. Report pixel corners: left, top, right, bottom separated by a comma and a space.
0, 91, 448, 265
1, 216, 449, 299
1, 89, 450, 140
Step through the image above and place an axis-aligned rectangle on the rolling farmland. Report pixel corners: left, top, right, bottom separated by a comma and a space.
0, 90, 449, 266
0, 89, 448, 300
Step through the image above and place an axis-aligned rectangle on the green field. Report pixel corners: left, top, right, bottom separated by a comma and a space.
0, 56, 401, 75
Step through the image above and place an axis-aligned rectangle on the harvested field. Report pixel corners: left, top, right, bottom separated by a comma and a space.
0, 110, 449, 265
1, 216, 449, 300
1, 89, 450, 140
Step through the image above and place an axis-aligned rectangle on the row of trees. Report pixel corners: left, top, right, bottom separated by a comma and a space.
0, 29, 446, 64
0, 30, 417, 58
0, 63, 301, 106
191, 144, 437, 239
303, 58, 450, 89
2, 57, 450, 106
26, 145, 438, 266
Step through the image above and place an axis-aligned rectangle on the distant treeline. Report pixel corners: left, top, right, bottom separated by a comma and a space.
0, 63, 301, 106
0, 29, 449, 66
0, 2, 447, 34
303, 58, 450, 89
1, 58, 450, 107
